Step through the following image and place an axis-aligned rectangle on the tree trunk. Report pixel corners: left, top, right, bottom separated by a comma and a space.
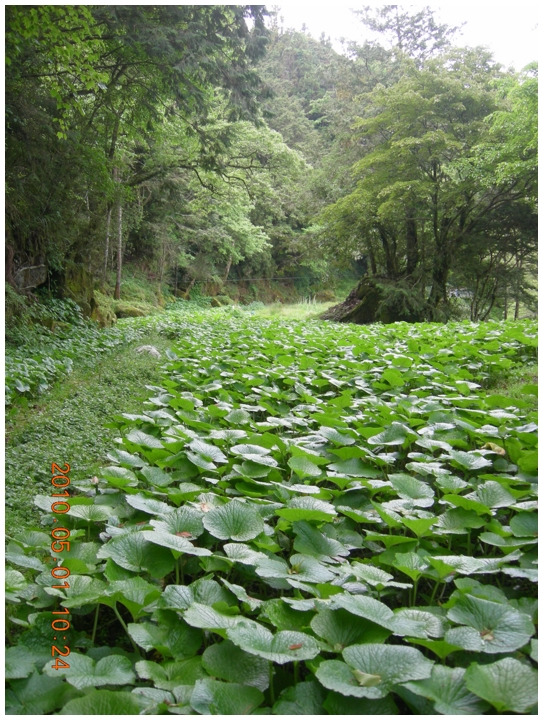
113, 167, 123, 300
405, 214, 419, 276
103, 205, 112, 280
114, 204, 123, 300
223, 255, 233, 283
514, 257, 523, 320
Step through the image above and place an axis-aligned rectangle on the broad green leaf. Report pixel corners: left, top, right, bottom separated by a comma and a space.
473, 480, 516, 508
67, 504, 114, 522
44, 652, 135, 689
202, 640, 269, 690
311, 608, 390, 649
517, 451, 538, 475
128, 615, 202, 658
6, 672, 69, 715
227, 618, 320, 663
323, 691, 399, 714
59, 689, 141, 715
403, 665, 490, 714
388, 473, 434, 505
96, 532, 175, 578
464, 658, 538, 713
445, 450, 492, 470
273, 680, 325, 715
191, 677, 264, 714
328, 458, 381, 477
225, 408, 252, 424
125, 430, 164, 449
447, 594, 535, 653
276, 496, 336, 522
5, 646, 37, 679
142, 529, 212, 556
292, 520, 349, 561
288, 455, 322, 478
367, 423, 416, 446
202, 500, 264, 541
140, 465, 175, 487
100, 466, 138, 487
509, 511, 538, 537
183, 602, 243, 629
342, 643, 434, 698
136, 657, 206, 690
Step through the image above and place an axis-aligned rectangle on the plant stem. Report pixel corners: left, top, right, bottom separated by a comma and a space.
294, 660, 299, 685
176, 559, 180, 585
91, 603, 100, 644
5, 610, 14, 645
113, 602, 140, 656
429, 580, 440, 606
269, 661, 275, 705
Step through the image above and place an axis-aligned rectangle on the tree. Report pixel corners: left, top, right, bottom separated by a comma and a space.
317, 49, 536, 323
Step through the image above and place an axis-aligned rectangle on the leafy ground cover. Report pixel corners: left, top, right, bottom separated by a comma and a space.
5, 313, 538, 714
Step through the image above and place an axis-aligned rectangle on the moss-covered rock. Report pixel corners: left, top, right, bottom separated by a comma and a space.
113, 302, 146, 318
210, 295, 235, 307
60, 261, 95, 317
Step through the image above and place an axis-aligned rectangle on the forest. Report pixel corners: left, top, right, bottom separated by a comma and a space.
5, 4, 537, 323
4, 5, 538, 716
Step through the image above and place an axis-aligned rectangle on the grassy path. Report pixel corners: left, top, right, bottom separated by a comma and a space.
5, 331, 172, 528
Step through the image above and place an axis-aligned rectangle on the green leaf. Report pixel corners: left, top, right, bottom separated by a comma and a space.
517, 450, 538, 474
273, 680, 325, 715
446, 450, 492, 471
128, 615, 202, 658
191, 678, 264, 715
227, 618, 320, 663
446, 594, 535, 653
183, 602, 243, 629
288, 455, 322, 478
403, 665, 490, 714
367, 422, 416, 446
136, 657, 206, 690
5, 646, 37, 679
509, 511, 538, 537
474, 480, 516, 508
342, 643, 434, 698
323, 691, 399, 714
44, 652, 135, 689
59, 689, 141, 715
276, 496, 336, 522
125, 430, 164, 449
311, 608, 390, 649
96, 532, 175, 578
388, 473, 434, 505
67, 504, 114, 522
140, 465, 175, 487
202, 500, 264, 541
142, 529, 212, 556
464, 658, 538, 713
328, 458, 381, 477
225, 408, 252, 424
201, 640, 269, 690
6, 671, 68, 715
100, 465, 138, 487
292, 520, 349, 561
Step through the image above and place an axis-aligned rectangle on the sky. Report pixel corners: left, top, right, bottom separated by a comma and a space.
273, 2, 539, 70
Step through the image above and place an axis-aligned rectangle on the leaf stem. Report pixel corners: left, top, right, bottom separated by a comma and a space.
91, 603, 100, 644
113, 602, 140, 656
294, 660, 299, 685
269, 661, 275, 705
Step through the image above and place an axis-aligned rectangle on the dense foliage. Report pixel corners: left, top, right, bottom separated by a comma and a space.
6, 310, 537, 714
5, 5, 537, 317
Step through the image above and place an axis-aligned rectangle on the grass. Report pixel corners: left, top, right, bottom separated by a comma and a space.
4, 330, 171, 529
251, 300, 336, 320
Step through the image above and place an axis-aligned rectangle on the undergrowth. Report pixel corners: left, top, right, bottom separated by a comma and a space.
5, 311, 538, 715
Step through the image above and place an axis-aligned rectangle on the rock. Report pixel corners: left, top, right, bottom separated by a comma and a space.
135, 345, 161, 358
13, 264, 47, 291
114, 302, 146, 318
